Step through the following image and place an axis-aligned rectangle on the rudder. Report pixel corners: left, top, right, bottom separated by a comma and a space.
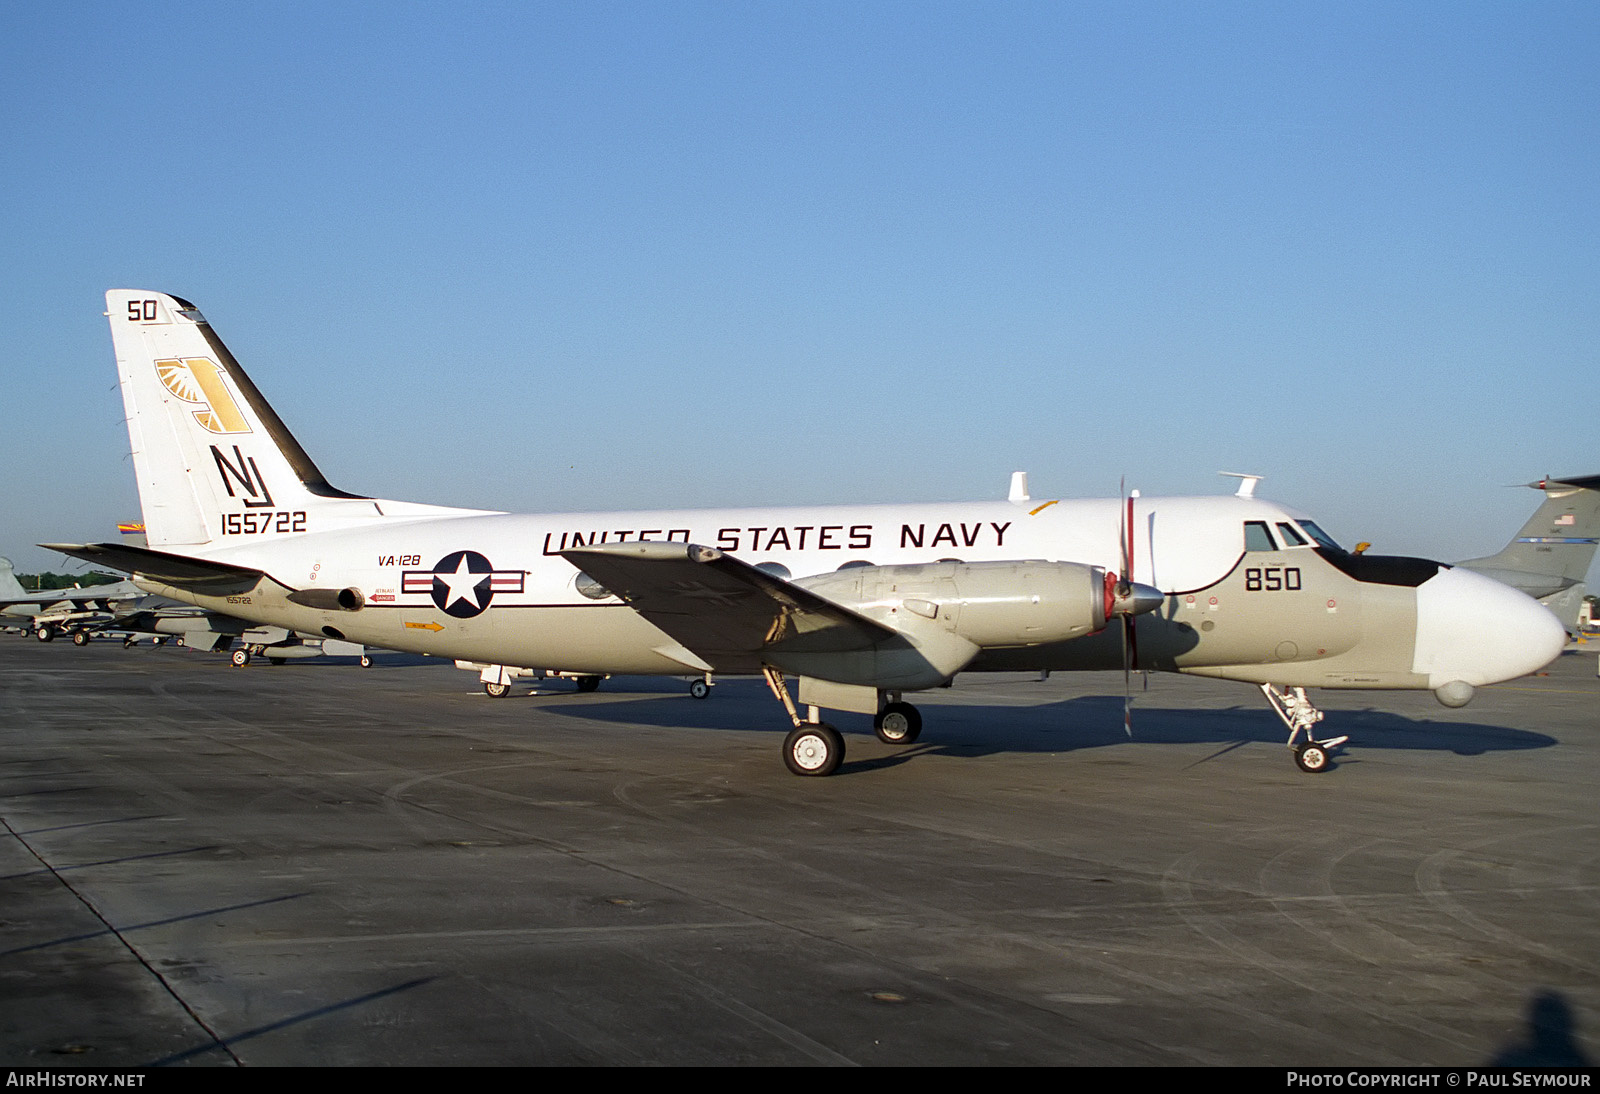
106, 291, 490, 552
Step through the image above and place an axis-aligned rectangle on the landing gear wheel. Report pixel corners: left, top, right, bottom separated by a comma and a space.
72, 631, 91, 647
1294, 742, 1331, 773
873, 702, 922, 745
783, 723, 844, 777
484, 681, 511, 698
574, 675, 602, 693
230, 648, 251, 668
689, 679, 711, 700
35, 626, 54, 643
359, 656, 372, 668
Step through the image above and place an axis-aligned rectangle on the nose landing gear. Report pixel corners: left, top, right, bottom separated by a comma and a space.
1260, 683, 1348, 773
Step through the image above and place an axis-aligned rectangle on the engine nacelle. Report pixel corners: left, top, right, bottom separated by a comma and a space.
794, 560, 1112, 649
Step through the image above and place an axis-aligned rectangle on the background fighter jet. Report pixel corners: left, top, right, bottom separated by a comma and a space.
0, 556, 149, 642
7, 552, 370, 663
49, 290, 1568, 777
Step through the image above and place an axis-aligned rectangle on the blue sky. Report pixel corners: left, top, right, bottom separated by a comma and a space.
2, 2, 1595, 578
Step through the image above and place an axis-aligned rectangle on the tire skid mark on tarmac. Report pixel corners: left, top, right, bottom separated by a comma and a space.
1163, 848, 1481, 1060
1414, 823, 1600, 975
382, 764, 1127, 1064
389, 763, 1223, 1064
69, 688, 874, 1067
1259, 836, 1437, 967
603, 776, 1314, 1065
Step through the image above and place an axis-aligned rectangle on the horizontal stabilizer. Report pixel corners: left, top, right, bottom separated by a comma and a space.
40, 542, 263, 594
1540, 473, 1600, 491
561, 541, 895, 672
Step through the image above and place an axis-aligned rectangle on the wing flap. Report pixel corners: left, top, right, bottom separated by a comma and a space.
561, 542, 895, 671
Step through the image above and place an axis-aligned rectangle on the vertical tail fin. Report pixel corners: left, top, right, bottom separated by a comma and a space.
106, 291, 491, 550
0, 557, 25, 600
1457, 474, 1600, 616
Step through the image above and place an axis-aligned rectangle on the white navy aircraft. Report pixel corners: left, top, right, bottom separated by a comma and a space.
48, 290, 1567, 777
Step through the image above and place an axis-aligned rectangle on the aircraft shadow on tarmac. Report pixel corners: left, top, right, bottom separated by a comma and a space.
0, 892, 308, 961
149, 976, 435, 1066
512, 677, 1558, 767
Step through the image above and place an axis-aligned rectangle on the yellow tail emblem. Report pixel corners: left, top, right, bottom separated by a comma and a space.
155, 358, 250, 434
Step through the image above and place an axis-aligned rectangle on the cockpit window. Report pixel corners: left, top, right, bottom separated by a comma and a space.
1275, 522, 1308, 547
1296, 521, 1342, 551
1243, 521, 1277, 551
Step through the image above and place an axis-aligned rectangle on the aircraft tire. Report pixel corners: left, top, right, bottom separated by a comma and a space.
230, 648, 251, 668
35, 626, 54, 643
484, 682, 511, 698
574, 675, 602, 693
873, 702, 922, 745
359, 656, 372, 668
1294, 743, 1330, 773
783, 723, 844, 777
689, 679, 711, 700
72, 631, 91, 647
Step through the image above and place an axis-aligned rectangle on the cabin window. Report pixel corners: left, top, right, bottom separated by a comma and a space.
1275, 522, 1308, 547
1243, 521, 1277, 552
1296, 521, 1343, 551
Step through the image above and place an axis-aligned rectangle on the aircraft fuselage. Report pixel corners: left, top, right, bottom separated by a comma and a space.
134, 493, 1549, 695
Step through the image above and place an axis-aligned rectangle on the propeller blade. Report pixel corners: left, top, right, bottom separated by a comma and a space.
1121, 615, 1133, 737
1116, 485, 1131, 597
1126, 491, 1135, 586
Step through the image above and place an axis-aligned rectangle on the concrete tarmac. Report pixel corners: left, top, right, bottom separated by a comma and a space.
1, 636, 1596, 1066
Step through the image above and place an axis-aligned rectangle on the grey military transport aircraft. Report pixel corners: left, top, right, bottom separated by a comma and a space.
46, 290, 1567, 777
1456, 474, 1600, 635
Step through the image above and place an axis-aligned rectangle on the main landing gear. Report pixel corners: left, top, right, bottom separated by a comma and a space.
764, 667, 844, 776
873, 701, 922, 745
1260, 684, 1349, 773
762, 670, 924, 776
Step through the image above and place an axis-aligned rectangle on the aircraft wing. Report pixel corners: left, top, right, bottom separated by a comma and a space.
561, 542, 897, 671
39, 543, 263, 595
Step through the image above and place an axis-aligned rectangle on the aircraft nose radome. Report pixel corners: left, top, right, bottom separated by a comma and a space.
1412, 566, 1568, 688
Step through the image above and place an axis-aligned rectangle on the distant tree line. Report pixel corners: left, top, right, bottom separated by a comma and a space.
16, 572, 122, 591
